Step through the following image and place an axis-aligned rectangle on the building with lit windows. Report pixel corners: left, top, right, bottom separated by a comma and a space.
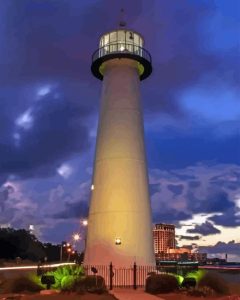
153, 223, 176, 253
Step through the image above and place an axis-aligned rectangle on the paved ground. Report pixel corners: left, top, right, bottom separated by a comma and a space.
110, 288, 164, 300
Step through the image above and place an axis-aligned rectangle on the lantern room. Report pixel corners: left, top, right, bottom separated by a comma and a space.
91, 29, 152, 81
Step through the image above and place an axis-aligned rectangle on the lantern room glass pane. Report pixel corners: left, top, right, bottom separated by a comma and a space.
133, 33, 139, 46
117, 30, 125, 42
110, 31, 117, 43
104, 34, 109, 46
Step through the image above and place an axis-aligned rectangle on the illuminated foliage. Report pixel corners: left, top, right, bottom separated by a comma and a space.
185, 269, 206, 283
45, 265, 85, 290
28, 273, 45, 289
173, 274, 184, 285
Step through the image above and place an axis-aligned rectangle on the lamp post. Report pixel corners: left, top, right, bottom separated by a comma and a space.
80, 219, 88, 252
67, 247, 72, 262
60, 242, 67, 262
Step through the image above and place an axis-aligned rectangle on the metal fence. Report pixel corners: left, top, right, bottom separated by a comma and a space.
84, 263, 157, 289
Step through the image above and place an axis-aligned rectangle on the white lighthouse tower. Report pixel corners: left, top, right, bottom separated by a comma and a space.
84, 22, 155, 267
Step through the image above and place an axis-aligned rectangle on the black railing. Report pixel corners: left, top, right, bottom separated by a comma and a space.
84, 263, 157, 289
83, 262, 199, 289
92, 42, 152, 64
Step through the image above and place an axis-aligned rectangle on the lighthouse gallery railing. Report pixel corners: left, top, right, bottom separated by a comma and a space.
92, 42, 152, 63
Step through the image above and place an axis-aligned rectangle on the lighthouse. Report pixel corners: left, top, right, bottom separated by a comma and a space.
84, 23, 155, 267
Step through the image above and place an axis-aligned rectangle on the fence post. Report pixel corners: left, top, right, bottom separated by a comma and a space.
109, 262, 113, 290
133, 262, 137, 290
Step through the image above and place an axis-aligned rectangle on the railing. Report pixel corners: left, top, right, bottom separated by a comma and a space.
92, 42, 152, 64
83, 262, 199, 289
84, 263, 157, 289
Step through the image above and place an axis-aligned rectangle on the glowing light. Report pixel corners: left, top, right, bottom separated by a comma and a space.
115, 237, 121, 245
91, 184, 94, 191
73, 233, 80, 241
15, 109, 33, 130
57, 164, 72, 178
82, 219, 88, 226
29, 225, 34, 231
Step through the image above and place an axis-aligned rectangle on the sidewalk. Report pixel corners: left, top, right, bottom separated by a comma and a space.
110, 288, 164, 300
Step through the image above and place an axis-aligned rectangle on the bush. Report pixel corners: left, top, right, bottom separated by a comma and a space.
145, 274, 179, 294
75, 275, 106, 294
46, 264, 85, 290
187, 286, 215, 297
2, 276, 42, 293
198, 272, 229, 295
181, 277, 197, 289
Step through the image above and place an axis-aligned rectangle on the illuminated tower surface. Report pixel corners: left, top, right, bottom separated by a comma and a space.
84, 26, 155, 267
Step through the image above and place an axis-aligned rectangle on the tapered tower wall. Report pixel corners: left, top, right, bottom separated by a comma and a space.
84, 58, 155, 266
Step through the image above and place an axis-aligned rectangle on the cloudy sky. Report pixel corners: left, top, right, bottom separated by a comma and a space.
0, 0, 239, 261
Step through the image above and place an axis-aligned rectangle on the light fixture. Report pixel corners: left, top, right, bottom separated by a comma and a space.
73, 233, 80, 241
115, 237, 121, 245
82, 219, 88, 226
91, 184, 94, 191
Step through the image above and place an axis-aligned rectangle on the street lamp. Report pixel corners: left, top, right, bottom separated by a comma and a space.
73, 233, 81, 242
81, 219, 88, 227
60, 242, 67, 262
80, 219, 88, 252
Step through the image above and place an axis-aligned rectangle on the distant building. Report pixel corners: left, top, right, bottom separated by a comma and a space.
153, 224, 207, 263
156, 249, 207, 263
168, 247, 191, 254
153, 223, 176, 253
206, 257, 226, 265
0, 223, 11, 228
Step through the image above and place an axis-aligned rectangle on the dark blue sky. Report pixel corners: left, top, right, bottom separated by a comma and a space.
0, 0, 239, 260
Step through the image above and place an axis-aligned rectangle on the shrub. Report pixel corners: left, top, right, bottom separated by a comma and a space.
185, 269, 206, 284
46, 264, 85, 290
198, 272, 229, 295
181, 277, 197, 289
145, 274, 179, 294
2, 276, 42, 293
75, 275, 106, 294
187, 286, 215, 297
173, 274, 184, 286
28, 273, 46, 289
61, 275, 76, 291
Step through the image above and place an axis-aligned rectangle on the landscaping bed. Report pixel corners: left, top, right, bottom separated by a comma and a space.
0, 293, 118, 300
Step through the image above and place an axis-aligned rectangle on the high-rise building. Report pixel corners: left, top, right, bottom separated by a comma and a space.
84, 23, 155, 267
153, 223, 176, 253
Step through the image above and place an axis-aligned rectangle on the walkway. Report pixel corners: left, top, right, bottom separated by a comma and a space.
110, 288, 164, 300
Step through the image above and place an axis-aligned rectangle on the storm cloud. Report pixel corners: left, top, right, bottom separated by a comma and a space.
187, 221, 221, 236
